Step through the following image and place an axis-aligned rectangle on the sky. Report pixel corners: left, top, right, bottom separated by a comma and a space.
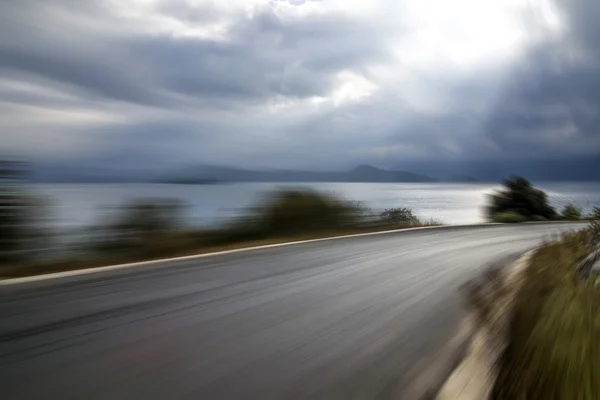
1, 0, 599, 178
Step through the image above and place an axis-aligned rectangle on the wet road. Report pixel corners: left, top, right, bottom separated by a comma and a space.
0, 223, 586, 399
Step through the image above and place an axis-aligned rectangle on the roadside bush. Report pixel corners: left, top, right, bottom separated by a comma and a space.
493, 211, 526, 223
0, 186, 27, 261
93, 198, 187, 257
486, 176, 556, 221
253, 189, 365, 236
561, 203, 582, 220
3, 188, 441, 278
200, 190, 432, 246
87, 190, 429, 258
379, 207, 420, 227
420, 218, 444, 226
0, 160, 45, 263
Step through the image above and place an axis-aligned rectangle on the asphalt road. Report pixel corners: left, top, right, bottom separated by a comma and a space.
0, 223, 587, 399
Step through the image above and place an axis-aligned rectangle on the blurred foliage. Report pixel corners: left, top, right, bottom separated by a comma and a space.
1, 188, 439, 277
0, 160, 43, 262
561, 203, 582, 220
379, 207, 420, 227
589, 219, 600, 245
493, 225, 600, 400
419, 217, 445, 226
487, 176, 557, 222
492, 211, 526, 223
194, 189, 367, 247
196, 190, 428, 247
92, 199, 188, 258
256, 189, 366, 235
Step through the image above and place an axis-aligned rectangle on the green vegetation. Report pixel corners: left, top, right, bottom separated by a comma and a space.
1, 189, 441, 278
493, 222, 600, 400
585, 206, 600, 221
488, 177, 599, 223
195, 189, 371, 248
561, 203, 583, 220
487, 176, 557, 222
492, 211, 526, 223
0, 161, 45, 263
379, 207, 420, 226
92, 199, 188, 258
252, 190, 365, 236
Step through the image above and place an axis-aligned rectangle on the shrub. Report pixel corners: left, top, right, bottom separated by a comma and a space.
253, 189, 365, 236
493, 211, 526, 223
421, 218, 444, 226
486, 176, 556, 221
379, 207, 420, 226
202, 190, 427, 244
0, 161, 44, 262
89, 190, 427, 257
93, 198, 186, 256
561, 204, 582, 220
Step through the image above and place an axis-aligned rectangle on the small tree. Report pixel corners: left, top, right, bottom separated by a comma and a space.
380, 207, 420, 226
256, 190, 363, 236
561, 204, 582, 220
93, 199, 185, 256
486, 176, 557, 221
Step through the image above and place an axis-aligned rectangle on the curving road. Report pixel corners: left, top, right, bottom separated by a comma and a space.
0, 223, 586, 399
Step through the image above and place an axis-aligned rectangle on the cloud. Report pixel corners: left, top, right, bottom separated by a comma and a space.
481, 0, 600, 160
0, 0, 598, 177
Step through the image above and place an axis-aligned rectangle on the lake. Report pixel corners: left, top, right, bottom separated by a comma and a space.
32, 182, 600, 230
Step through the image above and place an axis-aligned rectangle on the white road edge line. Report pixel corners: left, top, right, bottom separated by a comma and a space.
0, 221, 579, 286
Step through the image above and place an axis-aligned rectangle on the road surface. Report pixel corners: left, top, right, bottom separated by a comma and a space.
0, 223, 586, 399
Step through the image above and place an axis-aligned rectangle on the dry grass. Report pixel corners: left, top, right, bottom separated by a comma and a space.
492, 227, 600, 400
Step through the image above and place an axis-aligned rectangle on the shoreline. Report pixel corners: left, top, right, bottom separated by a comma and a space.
1, 221, 586, 285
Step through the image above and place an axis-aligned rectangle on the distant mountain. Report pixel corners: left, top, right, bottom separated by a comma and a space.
31, 163, 437, 183
153, 178, 221, 185
31, 163, 147, 183
445, 175, 480, 183
345, 165, 436, 182
392, 156, 600, 182
168, 164, 436, 183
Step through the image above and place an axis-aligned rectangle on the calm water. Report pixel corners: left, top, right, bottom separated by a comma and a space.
32, 182, 600, 229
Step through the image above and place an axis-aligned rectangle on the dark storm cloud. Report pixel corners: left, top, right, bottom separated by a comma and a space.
0, 0, 169, 106
125, 5, 388, 103
562, 0, 600, 54
126, 36, 332, 102
407, 0, 600, 165
482, 14, 600, 159
0, 47, 166, 106
0, 0, 387, 107
0, 0, 599, 179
